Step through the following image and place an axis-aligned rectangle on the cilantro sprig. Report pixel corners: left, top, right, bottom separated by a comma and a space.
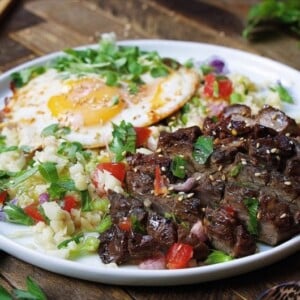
271, 82, 294, 104
38, 162, 76, 199
11, 66, 46, 88
109, 121, 136, 162
3, 203, 34, 226
243, 0, 300, 40
193, 136, 214, 164
205, 250, 233, 265
0, 276, 47, 300
243, 197, 260, 235
171, 156, 187, 179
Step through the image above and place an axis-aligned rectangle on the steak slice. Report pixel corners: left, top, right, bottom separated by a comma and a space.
204, 206, 256, 257
255, 106, 300, 136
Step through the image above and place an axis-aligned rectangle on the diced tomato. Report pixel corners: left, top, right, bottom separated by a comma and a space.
203, 74, 233, 100
134, 127, 151, 147
165, 243, 194, 269
154, 165, 168, 196
0, 191, 8, 204
96, 162, 126, 182
24, 203, 44, 223
63, 195, 77, 212
118, 218, 132, 231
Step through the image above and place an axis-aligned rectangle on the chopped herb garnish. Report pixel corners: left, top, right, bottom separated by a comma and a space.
229, 163, 243, 177
80, 190, 92, 212
171, 156, 187, 179
38, 162, 76, 199
243, 197, 259, 235
184, 59, 194, 68
4, 204, 34, 226
230, 92, 244, 104
150, 66, 169, 78
109, 120, 136, 162
271, 83, 294, 104
57, 141, 91, 162
68, 236, 100, 260
193, 136, 214, 164
96, 215, 112, 233
41, 124, 71, 138
205, 250, 233, 265
0, 135, 18, 153
5, 167, 38, 189
130, 215, 146, 234
57, 232, 84, 249
200, 64, 213, 75
11, 66, 46, 88
91, 198, 110, 213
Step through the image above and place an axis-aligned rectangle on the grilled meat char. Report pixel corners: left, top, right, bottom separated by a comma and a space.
98, 105, 300, 266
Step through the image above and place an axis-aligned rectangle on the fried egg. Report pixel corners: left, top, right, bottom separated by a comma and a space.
2, 67, 199, 149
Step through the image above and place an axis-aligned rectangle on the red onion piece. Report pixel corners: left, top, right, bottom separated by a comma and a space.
169, 177, 196, 192
139, 255, 166, 270
0, 210, 6, 221
39, 193, 49, 204
209, 58, 225, 74
190, 220, 207, 242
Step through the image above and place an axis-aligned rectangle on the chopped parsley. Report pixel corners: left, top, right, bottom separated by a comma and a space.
243, 197, 259, 235
229, 162, 243, 177
193, 136, 214, 164
4, 204, 34, 226
109, 120, 136, 162
271, 83, 294, 104
171, 155, 187, 179
11, 66, 46, 88
205, 250, 233, 265
57, 232, 84, 249
41, 124, 71, 138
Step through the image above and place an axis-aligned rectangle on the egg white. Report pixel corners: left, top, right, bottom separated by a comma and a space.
2, 67, 199, 149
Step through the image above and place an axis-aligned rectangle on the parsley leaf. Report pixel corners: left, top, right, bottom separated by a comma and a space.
0, 285, 12, 300
109, 121, 136, 162
272, 83, 294, 104
38, 162, 76, 199
13, 276, 47, 300
57, 141, 91, 162
11, 66, 46, 88
4, 204, 34, 226
229, 162, 243, 177
243, 0, 300, 40
243, 197, 259, 235
80, 190, 92, 212
193, 136, 214, 164
171, 156, 187, 179
57, 232, 84, 249
96, 215, 112, 233
41, 124, 71, 138
205, 250, 233, 265
4, 167, 38, 189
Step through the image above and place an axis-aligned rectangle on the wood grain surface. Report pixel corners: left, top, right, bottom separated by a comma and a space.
0, 1, 299, 299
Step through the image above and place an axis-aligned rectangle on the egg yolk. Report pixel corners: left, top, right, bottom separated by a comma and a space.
48, 79, 123, 126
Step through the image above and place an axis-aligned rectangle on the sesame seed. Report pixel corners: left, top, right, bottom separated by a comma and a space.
196, 175, 202, 180
285, 133, 291, 137
179, 166, 185, 169
254, 172, 261, 177
221, 175, 226, 181
178, 196, 184, 201
158, 154, 163, 158
168, 186, 174, 191
218, 165, 223, 171
280, 213, 287, 219
187, 193, 194, 198
256, 143, 260, 148
156, 148, 162, 153
179, 154, 184, 158
271, 148, 278, 153
241, 159, 247, 165
133, 167, 138, 172
178, 191, 185, 195
231, 129, 238, 136
257, 211, 261, 220
266, 149, 270, 154
209, 175, 214, 181
284, 181, 292, 186
161, 166, 166, 172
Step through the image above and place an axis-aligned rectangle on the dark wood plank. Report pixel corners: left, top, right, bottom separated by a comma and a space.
0, 252, 133, 300
10, 21, 90, 55
25, 0, 148, 41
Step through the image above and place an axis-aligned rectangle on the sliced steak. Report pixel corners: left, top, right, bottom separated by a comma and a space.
255, 106, 300, 136
98, 225, 129, 265
204, 206, 256, 257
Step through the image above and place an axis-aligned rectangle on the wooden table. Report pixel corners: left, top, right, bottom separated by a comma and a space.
0, 1, 299, 299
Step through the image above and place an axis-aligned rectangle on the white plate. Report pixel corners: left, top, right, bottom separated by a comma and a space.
0, 40, 300, 286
